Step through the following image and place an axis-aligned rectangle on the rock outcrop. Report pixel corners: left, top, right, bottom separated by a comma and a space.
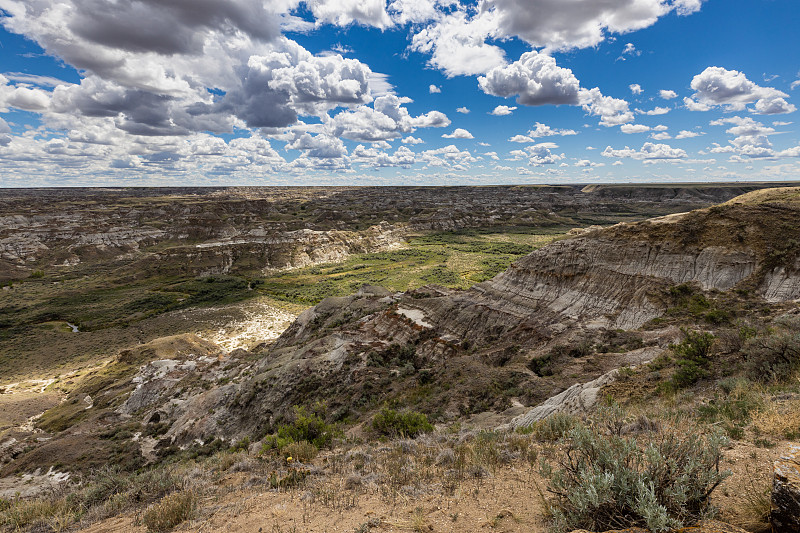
184, 188, 800, 442
501, 347, 662, 430
772, 444, 800, 533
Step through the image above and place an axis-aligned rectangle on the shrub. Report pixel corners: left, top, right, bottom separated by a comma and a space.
229, 436, 250, 453
528, 413, 579, 442
283, 440, 318, 463
142, 490, 196, 532
371, 407, 433, 438
540, 415, 729, 533
743, 328, 800, 383
261, 406, 338, 455
670, 329, 715, 388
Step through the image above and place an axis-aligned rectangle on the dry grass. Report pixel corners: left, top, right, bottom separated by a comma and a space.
733, 463, 773, 533
752, 396, 800, 439
284, 440, 318, 463
0, 497, 71, 531
141, 490, 197, 532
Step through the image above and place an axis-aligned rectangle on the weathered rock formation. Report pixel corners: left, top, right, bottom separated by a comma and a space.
500, 351, 659, 430
772, 444, 800, 533
5, 187, 800, 472
144, 188, 800, 445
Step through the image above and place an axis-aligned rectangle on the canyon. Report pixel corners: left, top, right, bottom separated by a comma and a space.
1, 184, 799, 533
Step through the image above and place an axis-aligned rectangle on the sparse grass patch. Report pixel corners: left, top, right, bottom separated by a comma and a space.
141, 489, 197, 532
283, 440, 318, 463
0, 464, 186, 531
695, 378, 764, 440
527, 413, 579, 442
752, 396, 800, 440
735, 464, 772, 533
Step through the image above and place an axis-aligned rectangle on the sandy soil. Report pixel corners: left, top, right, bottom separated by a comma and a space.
186, 297, 300, 352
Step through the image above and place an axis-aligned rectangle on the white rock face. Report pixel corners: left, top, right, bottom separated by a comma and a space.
500, 347, 661, 430
762, 259, 800, 302
501, 370, 620, 430
396, 307, 434, 328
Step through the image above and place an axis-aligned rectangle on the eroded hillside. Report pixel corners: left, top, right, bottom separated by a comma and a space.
1, 186, 800, 533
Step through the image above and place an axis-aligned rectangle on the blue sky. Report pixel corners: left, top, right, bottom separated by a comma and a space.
0, 0, 798, 186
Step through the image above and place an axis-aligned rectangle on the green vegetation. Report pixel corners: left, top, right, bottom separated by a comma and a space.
260, 406, 339, 455
743, 315, 800, 383
370, 407, 434, 438
1, 227, 561, 383
524, 412, 579, 442
259, 229, 560, 305
670, 328, 716, 388
696, 377, 764, 439
540, 409, 729, 533
664, 283, 732, 325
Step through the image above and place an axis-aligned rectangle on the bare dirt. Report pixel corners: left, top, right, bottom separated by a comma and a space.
75, 440, 790, 533
80, 465, 550, 533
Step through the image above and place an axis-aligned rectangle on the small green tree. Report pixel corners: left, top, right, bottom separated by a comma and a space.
671, 329, 715, 388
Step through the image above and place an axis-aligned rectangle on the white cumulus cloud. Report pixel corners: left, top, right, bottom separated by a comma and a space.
442, 128, 474, 139
602, 142, 688, 160
490, 105, 517, 116
579, 88, 634, 126
478, 51, 581, 106
686, 66, 796, 114
620, 124, 650, 134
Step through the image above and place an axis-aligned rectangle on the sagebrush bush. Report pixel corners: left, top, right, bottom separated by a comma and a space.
743, 315, 800, 383
371, 407, 433, 438
540, 413, 729, 533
